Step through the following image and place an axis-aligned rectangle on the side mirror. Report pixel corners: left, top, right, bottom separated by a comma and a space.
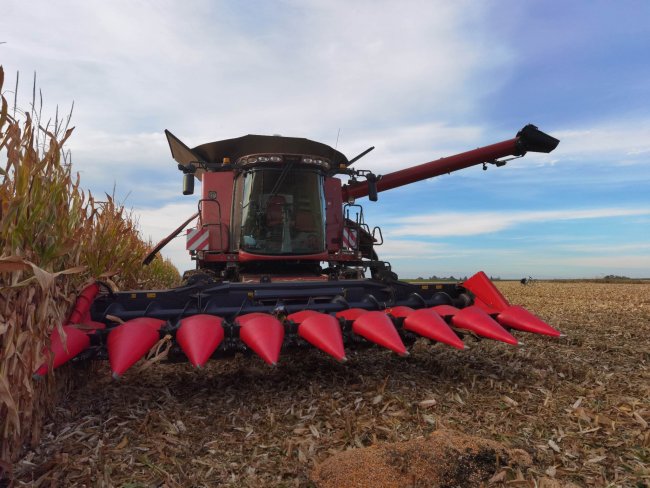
183, 173, 195, 195
366, 173, 379, 202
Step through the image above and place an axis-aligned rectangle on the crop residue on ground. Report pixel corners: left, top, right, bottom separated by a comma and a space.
13, 282, 650, 487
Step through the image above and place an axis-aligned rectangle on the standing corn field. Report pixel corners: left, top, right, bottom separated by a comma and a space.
0, 66, 179, 478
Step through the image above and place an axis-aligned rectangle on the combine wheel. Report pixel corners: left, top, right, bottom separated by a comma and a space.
368, 251, 399, 282
181, 269, 219, 286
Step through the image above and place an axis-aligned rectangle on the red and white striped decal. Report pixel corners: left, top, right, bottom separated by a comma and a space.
186, 227, 210, 251
342, 227, 358, 249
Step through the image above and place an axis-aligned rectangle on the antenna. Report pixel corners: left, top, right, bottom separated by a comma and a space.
335, 128, 341, 149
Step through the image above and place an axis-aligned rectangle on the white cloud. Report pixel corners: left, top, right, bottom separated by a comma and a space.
512, 120, 650, 168
2, 0, 512, 182
68, 130, 168, 165
378, 239, 467, 260
3, 1, 648, 280
557, 243, 650, 254
555, 123, 650, 159
388, 208, 650, 237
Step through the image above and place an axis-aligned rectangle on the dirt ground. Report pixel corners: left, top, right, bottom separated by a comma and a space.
12, 282, 650, 487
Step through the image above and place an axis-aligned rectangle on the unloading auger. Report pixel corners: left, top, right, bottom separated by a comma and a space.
36, 124, 561, 377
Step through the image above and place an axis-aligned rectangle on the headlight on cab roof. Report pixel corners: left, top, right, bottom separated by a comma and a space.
238, 155, 285, 166
302, 156, 330, 169
236, 154, 330, 169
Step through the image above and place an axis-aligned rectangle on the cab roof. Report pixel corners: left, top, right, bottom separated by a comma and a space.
167, 132, 349, 175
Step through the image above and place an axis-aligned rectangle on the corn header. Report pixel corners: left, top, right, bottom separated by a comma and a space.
37, 124, 561, 377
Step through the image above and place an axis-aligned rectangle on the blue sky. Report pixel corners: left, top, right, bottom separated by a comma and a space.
2, 0, 649, 278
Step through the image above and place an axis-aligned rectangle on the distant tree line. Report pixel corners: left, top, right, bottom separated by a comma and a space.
413, 275, 503, 281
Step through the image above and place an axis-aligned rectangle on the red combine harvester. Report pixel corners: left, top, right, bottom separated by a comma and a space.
37, 124, 561, 378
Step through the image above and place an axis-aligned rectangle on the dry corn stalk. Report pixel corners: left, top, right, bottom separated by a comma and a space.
0, 65, 180, 475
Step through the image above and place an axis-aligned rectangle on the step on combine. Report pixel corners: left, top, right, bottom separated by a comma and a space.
37, 124, 561, 377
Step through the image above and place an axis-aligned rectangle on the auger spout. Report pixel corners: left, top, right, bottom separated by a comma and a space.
342, 124, 559, 201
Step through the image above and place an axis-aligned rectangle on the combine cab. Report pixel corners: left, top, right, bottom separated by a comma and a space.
38, 125, 562, 377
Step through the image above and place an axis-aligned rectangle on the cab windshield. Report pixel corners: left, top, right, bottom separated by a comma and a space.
237, 168, 326, 255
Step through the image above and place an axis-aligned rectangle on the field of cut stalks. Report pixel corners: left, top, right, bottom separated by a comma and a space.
10, 281, 650, 487
0, 66, 180, 475
2, 67, 649, 487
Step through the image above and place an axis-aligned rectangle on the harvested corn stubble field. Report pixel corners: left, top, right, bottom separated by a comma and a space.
13, 281, 650, 487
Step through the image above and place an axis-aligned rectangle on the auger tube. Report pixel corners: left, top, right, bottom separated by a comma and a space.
343, 124, 559, 201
